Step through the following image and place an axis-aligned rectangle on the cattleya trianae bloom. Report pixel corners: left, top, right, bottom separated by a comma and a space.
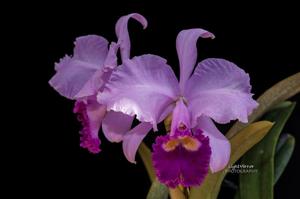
99, 29, 258, 187
50, 13, 258, 188
49, 13, 148, 153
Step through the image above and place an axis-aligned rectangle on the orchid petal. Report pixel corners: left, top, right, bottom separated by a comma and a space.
185, 58, 258, 126
98, 54, 179, 129
49, 35, 109, 99
122, 122, 153, 163
102, 111, 134, 143
176, 29, 215, 91
75, 42, 120, 98
74, 100, 106, 153
86, 101, 107, 136
196, 116, 231, 172
73, 35, 109, 65
103, 42, 119, 70
116, 13, 148, 60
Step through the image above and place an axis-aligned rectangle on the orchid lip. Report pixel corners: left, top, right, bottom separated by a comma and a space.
152, 128, 212, 188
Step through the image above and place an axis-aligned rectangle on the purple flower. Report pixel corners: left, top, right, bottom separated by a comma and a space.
49, 13, 148, 153
99, 28, 258, 185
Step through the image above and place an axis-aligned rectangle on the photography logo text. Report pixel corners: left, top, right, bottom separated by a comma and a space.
225, 164, 258, 174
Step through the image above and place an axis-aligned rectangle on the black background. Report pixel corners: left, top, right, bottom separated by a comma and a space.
12, 1, 300, 198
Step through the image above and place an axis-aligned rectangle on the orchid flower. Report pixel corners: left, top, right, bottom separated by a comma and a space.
98, 28, 258, 187
49, 13, 147, 153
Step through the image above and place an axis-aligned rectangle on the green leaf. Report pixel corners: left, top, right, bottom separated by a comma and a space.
226, 72, 300, 139
232, 134, 295, 199
138, 142, 156, 182
164, 114, 172, 132
146, 180, 169, 199
239, 102, 295, 199
274, 134, 295, 184
229, 121, 273, 164
189, 121, 273, 199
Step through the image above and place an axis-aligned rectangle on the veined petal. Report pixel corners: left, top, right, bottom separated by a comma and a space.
176, 29, 215, 91
98, 41, 119, 92
102, 111, 134, 143
185, 58, 258, 126
122, 122, 153, 163
196, 116, 230, 172
73, 99, 106, 153
76, 42, 120, 97
98, 54, 179, 129
49, 35, 109, 99
115, 13, 148, 60
74, 69, 107, 99
73, 35, 109, 65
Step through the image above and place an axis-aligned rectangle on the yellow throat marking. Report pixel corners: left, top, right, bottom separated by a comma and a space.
163, 135, 201, 152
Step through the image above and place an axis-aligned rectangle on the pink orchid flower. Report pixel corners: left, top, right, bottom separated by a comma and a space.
98, 28, 258, 187
49, 13, 147, 153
